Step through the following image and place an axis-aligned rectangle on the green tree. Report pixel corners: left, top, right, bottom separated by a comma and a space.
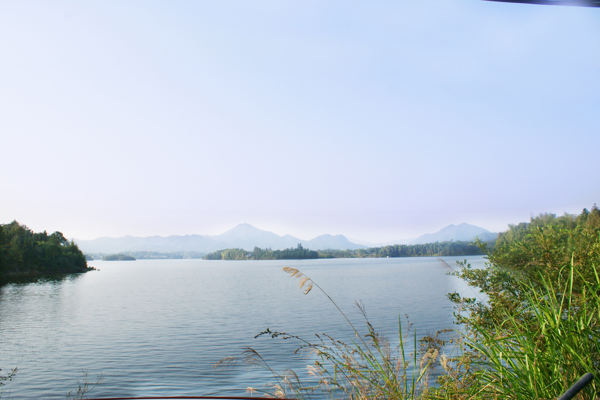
0, 221, 91, 284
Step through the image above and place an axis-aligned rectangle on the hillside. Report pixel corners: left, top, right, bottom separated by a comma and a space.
410, 223, 498, 244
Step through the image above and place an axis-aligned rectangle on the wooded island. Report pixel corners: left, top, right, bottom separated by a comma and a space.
203, 244, 319, 260
203, 240, 489, 260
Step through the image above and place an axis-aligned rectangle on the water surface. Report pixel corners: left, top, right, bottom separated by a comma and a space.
0, 256, 485, 398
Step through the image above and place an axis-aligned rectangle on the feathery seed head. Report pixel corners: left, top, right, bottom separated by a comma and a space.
283, 267, 314, 294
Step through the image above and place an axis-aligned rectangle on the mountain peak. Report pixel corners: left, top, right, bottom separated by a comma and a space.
305, 234, 366, 250
411, 223, 496, 244
219, 223, 261, 235
234, 223, 257, 229
75, 224, 367, 253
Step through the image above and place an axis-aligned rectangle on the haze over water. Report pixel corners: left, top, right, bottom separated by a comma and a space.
0, 256, 485, 399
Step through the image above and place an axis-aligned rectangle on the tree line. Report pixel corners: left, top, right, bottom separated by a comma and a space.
0, 221, 92, 284
203, 244, 319, 260
203, 241, 490, 260
317, 240, 490, 258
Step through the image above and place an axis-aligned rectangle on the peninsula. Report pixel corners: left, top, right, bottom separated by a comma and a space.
0, 221, 93, 285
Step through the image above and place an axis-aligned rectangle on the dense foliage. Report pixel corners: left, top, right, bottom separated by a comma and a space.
203, 244, 319, 260
438, 206, 600, 399
0, 221, 91, 284
489, 206, 600, 288
318, 241, 488, 258
204, 242, 488, 261
448, 206, 600, 327
253, 244, 319, 260
203, 248, 248, 260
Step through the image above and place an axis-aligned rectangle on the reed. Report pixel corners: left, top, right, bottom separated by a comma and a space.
218, 267, 447, 399
431, 261, 600, 400
65, 371, 103, 400
220, 262, 598, 399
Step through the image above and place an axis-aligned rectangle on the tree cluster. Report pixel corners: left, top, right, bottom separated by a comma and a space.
203, 244, 319, 260
490, 205, 600, 287
439, 205, 600, 399
253, 244, 318, 260
203, 248, 248, 260
318, 240, 489, 259
0, 221, 91, 284
449, 206, 600, 328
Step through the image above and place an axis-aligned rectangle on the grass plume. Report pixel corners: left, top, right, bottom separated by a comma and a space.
222, 206, 600, 399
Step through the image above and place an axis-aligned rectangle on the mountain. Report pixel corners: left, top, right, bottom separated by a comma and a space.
410, 223, 498, 245
305, 234, 366, 250
75, 224, 365, 254
212, 223, 302, 250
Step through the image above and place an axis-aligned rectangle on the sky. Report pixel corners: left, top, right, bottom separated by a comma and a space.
0, 0, 599, 243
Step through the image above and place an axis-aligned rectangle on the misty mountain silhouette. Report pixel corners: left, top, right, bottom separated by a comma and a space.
410, 223, 497, 244
75, 223, 366, 253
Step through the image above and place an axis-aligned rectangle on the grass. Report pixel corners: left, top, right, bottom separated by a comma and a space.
432, 262, 600, 400
220, 261, 598, 400
65, 371, 103, 400
218, 267, 451, 399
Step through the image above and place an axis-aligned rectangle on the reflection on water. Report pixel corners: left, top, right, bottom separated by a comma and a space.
1, 272, 86, 286
0, 256, 485, 399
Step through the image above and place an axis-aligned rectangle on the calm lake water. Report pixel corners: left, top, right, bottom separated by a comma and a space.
0, 256, 485, 399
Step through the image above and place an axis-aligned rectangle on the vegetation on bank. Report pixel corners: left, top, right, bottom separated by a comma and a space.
318, 240, 490, 258
203, 247, 248, 260
226, 206, 600, 399
204, 241, 490, 261
0, 221, 93, 285
253, 244, 318, 260
203, 244, 319, 260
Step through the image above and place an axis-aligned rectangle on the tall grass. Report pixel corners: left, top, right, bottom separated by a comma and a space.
221, 263, 597, 399
432, 262, 600, 400
219, 267, 448, 399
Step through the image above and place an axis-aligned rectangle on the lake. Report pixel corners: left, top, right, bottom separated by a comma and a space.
0, 256, 486, 399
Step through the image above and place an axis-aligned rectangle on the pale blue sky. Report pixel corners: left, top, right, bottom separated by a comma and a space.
1, 0, 598, 242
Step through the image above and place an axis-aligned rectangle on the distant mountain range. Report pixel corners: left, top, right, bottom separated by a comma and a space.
75, 223, 367, 254
75, 222, 498, 255
410, 223, 498, 244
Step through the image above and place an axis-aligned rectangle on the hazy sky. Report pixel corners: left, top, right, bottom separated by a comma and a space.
1, 0, 598, 243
